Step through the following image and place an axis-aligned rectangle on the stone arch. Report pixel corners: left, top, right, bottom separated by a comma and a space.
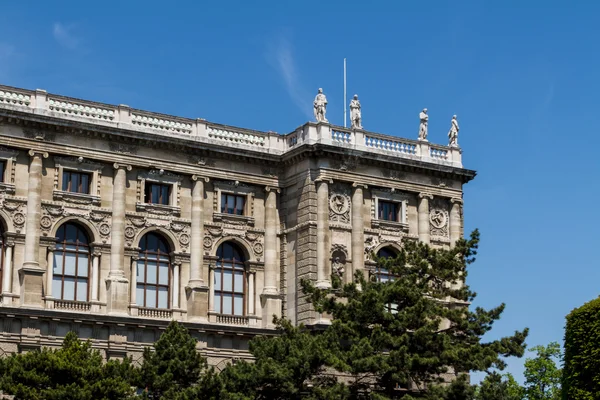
212, 236, 254, 262
0, 209, 14, 233
373, 242, 402, 257
134, 226, 179, 254
50, 216, 99, 243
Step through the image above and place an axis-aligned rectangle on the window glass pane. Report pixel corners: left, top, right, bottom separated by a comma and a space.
214, 269, 222, 290
146, 287, 157, 308
62, 171, 70, 191
77, 256, 89, 277
80, 174, 89, 194
234, 271, 244, 293
76, 280, 88, 302
220, 194, 226, 213
224, 243, 233, 260
234, 294, 244, 316
235, 196, 244, 215
66, 224, 77, 241
227, 195, 234, 214
136, 260, 145, 283
146, 262, 157, 284
53, 253, 63, 274
214, 293, 221, 313
52, 277, 62, 298
63, 278, 75, 301
160, 185, 169, 205
158, 287, 168, 309
63, 253, 77, 276
147, 234, 158, 252
0, 161, 5, 183
223, 270, 233, 291
136, 286, 144, 307
158, 237, 169, 254
222, 293, 232, 314
158, 263, 169, 285
152, 184, 160, 204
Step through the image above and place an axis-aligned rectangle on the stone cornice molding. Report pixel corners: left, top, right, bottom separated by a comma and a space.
113, 162, 132, 171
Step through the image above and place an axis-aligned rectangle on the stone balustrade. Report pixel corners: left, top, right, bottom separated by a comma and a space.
215, 313, 249, 326
54, 300, 92, 312
0, 84, 462, 167
138, 307, 173, 319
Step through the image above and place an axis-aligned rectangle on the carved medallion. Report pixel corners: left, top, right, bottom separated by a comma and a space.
252, 242, 264, 255
429, 198, 449, 237
179, 233, 190, 246
429, 210, 447, 229
330, 194, 349, 215
203, 236, 213, 249
13, 212, 25, 226
40, 216, 53, 229
99, 223, 111, 236
124, 226, 136, 239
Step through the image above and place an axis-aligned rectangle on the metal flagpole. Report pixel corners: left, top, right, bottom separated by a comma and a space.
344, 58, 347, 128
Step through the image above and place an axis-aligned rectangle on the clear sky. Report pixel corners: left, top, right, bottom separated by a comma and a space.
1, 0, 598, 383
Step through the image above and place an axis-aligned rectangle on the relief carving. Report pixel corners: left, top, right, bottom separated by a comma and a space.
429, 198, 449, 237
329, 184, 351, 224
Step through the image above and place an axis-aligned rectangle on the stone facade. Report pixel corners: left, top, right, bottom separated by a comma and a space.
0, 85, 475, 366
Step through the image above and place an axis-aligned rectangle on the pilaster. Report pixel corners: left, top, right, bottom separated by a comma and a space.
261, 186, 281, 328
418, 193, 433, 245
351, 183, 367, 282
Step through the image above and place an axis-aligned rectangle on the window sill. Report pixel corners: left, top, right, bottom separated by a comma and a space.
136, 202, 181, 217
371, 219, 409, 233
53, 190, 101, 206
0, 182, 15, 195
213, 213, 255, 227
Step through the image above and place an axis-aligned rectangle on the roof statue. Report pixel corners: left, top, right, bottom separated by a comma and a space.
448, 115, 459, 147
418, 108, 428, 141
313, 88, 328, 123
349, 94, 362, 129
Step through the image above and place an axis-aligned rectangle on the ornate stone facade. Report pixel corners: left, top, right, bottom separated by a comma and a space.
0, 84, 475, 365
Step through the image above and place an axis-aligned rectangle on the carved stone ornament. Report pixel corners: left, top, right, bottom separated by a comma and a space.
252, 242, 264, 255
203, 236, 213, 250
329, 184, 351, 224
331, 155, 359, 172
429, 198, 449, 237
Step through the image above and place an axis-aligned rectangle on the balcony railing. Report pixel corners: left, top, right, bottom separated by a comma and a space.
138, 307, 173, 319
54, 300, 92, 312
215, 313, 249, 326
0, 84, 463, 168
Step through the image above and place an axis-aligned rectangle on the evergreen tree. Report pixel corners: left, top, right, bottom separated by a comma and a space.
301, 230, 528, 398
0, 331, 135, 400
138, 321, 217, 399
474, 372, 523, 400
523, 343, 562, 400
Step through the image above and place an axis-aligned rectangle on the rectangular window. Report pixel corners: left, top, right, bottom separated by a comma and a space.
378, 200, 400, 222
62, 171, 91, 194
145, 182, 171, 205
0, 160, 5, 183
221, 193, 246, 215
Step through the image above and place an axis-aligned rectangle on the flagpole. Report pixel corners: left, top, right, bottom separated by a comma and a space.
344, 58, 347, 128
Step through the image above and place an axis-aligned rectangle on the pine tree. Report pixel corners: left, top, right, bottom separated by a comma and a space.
474, 372, 523, 400
138, 321, 217, 399
301, 229, 528, 398
0, 331, 135, 400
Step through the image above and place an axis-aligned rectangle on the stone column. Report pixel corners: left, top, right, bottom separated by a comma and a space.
91, 250, 101, 302
106, 163, 131, 315
2, 242, 13, 295
261, 186, 282, 328
208, 267, 215, 312
418, 193, 433, 245
186, 175, 209, 321
351, 183, 367, 283
45, 247, 55, 298
20, 150, 48, 307
449, 198, 463, 246
315, 179, 331, 289
129, 256, 139, 313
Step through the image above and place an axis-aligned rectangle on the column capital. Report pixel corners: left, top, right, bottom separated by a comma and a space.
265, 186, 281, 194
450, 197, 463, 205
192, 174, 210, 182
28, 149, 49, 159
352, 182, 368, 189
314, 177, 333, 184
91, 248, 103, 257
418, 192, 434, 200
46, 246, 56, 252
113, 163, 132, 171
4, 240, 15, 248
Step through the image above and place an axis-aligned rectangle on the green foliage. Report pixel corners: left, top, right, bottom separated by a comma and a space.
523, 342, 562, 400
474, 372, 523, 400
138, 320, 216, 399
563, 297, 600, 400
218, 317, 348, 399
0, 331, 135, 400
301, 229, 528, 398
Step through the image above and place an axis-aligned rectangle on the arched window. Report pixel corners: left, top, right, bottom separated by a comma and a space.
136, 232, 171, 309
214, 242, 246, 316
375, 247, 398, 283
53, 223, 90, 302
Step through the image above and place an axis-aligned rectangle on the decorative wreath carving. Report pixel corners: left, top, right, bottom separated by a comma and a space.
429, 198, 449, 237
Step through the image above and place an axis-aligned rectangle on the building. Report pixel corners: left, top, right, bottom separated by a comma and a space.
0, 85, 475, 368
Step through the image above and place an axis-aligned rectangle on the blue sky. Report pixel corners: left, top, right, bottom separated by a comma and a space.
2, 0, 599, 383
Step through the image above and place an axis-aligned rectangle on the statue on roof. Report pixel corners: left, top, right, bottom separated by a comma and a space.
448, 115, 459, 147
418, 108, 428, 141
350, 94, 362, 129
313, 88, 328, 123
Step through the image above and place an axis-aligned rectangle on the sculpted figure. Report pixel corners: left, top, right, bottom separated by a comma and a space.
313, 88, 328, 123
349, 94, 362, 129
418, 108, 428, 141
448, 115, 459, 147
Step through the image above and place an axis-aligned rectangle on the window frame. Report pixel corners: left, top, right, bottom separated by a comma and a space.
220, 192, 247, 215
144, 181, 172, 206
136, 232, 172, 310
372, 189, 409, 225
213, 242, 247, 317
136, 169, 183, 216
62, 170, 92, 194
52, 223, 91, 303
0, 147, 18, 194
53, 157, 104, 205
373, 247, 399, 314
213, 181, 255, 222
